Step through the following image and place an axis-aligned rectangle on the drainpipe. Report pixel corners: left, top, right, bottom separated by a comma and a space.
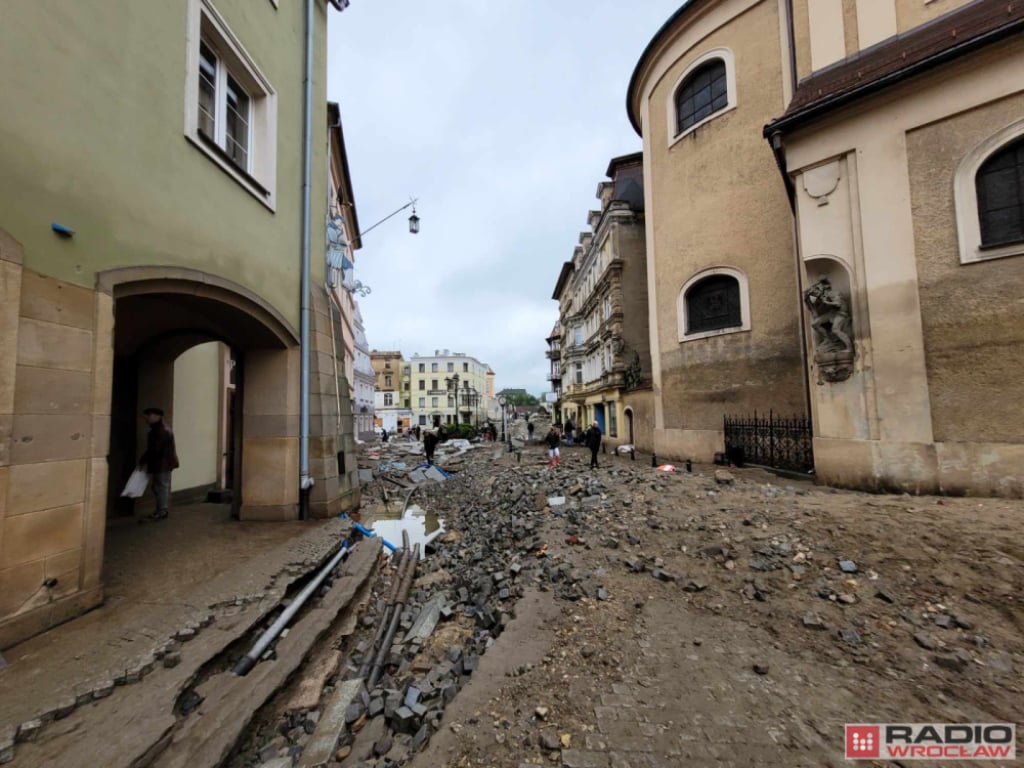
769, 130, 814, 433
298, 0, 316, 518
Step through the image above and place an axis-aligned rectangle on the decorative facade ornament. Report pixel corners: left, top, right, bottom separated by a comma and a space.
624, 351, 643, 391
803, 276, 854, 383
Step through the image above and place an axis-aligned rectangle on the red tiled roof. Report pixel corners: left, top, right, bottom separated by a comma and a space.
767, 0, 1024, 135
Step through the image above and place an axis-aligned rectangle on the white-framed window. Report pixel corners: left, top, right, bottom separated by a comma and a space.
384, 375, 392, 387
384, 393, 393, 406
432, 397, 439, 408
184, 0, 278, 209
677, 267, 751, 342
955, 118, 1024, 265
574, 327, 583, 346
419, 397, 426, 407
666, 48, 737, 148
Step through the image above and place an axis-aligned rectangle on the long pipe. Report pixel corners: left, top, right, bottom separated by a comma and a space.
356, 546, 415, 679
298, 0, 315, 518
234, 542, 351, 676
368, 544, 419, 687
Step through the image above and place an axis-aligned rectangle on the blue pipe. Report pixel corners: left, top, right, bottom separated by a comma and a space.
352, 521, 397, 552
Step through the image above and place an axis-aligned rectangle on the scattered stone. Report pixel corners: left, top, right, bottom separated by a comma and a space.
15, 719, 42, 744
540, 730, 561, 751
838, 560, 858, 574
839, 629, 862, 646
913, 632, 937, 651
162, 652, 182, 669
875, 589, 896, 604
714, 470, 735, 485
934, 652, 970, 673
934, 614, 955, 630
802, 613, 827, 631
752, 663, 770, 675
535, 706, 550, 720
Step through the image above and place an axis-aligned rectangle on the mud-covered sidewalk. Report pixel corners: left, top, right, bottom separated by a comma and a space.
406, 438, 1023, 768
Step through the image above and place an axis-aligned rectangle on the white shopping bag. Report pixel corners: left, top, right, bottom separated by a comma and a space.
121, 468, 150, 498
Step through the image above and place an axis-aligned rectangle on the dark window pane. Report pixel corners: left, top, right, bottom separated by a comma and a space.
686, 275, 742, 334
675, 59, 729, 134
976, 137, 1024, 247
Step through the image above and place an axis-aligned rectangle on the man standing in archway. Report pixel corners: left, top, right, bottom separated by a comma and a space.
140, 407, 179, 520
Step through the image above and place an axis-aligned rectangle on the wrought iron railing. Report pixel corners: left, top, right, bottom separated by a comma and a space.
723, 410, 814, 473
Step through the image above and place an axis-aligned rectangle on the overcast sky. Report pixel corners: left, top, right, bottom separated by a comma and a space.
327, 0, 681, 395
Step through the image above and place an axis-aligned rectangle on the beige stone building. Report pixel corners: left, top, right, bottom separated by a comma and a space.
0, 0, 357, 648
628, 0, 1024, 495
553, 153, 654, 450
408, 351, 492, 429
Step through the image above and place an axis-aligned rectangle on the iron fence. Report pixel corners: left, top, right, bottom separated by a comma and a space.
723, 410, 814, 473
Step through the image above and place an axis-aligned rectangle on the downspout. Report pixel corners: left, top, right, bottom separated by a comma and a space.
769, 130, 814, 441
299, 0, 315, 518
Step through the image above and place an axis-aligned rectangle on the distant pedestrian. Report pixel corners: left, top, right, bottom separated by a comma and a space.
381, 428, 389, 443
585, 421, 602, 469
423, 430, 439, 465
139, 407, 179, 520
544, 427, 561, 468
527, 421, 535, 442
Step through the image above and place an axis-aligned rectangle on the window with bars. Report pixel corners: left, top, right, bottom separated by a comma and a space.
685, 275, 742, 334
675, 59, 728, 135
976, 137, 1024, 248
198, 41, 251, 172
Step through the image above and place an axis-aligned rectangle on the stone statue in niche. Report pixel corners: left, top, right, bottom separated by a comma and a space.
803, 276, 854, 383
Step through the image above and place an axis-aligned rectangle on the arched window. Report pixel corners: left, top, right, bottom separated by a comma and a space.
675, 59, 728, 135
685, 274, 741, 334
976, 137, 1024, 248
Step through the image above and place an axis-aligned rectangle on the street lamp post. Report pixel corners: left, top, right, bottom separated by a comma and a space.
497, 395, 507, 443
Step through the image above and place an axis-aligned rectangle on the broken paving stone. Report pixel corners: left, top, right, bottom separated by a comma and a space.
875, 589, 896, 604
392, 706, 418, 734
913, 632, 938, 651
934, 652, 970, 673
651, 569, 677, 583
162, 652, 182, 669
714, 470, 735, 485
839, 629, 862, 646
802, 613, 828, 631
15, 719, 42, 743
540, 731, 562, 751
934, 614, 955, 630
838, 560, 858, 574
344, 700, 365, 725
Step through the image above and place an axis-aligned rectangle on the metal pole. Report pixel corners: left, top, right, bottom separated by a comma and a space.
298, 0, 315, 518
234, 542, 351, 676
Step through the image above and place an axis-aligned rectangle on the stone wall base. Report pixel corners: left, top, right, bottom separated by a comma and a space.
0, 586, 103, 651
814, 438, 1024, 498
653, 428, 724, 463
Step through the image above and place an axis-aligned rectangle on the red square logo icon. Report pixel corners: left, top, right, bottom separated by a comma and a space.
846, 725, 880, 759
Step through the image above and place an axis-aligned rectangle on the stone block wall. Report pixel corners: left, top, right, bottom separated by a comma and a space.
0, 231, 109, 648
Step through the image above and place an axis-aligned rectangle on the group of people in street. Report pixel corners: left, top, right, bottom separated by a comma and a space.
541, 419, 603, 469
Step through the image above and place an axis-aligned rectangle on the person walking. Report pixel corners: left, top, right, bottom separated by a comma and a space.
527, 420, 535, 442
381, 427, 389, 443
139, 407, 179, 520
585, 420, 602, 469
423, 430, 439, 465
544, 426, 561, 468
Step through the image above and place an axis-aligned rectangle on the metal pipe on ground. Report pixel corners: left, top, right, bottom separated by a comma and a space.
368, 543, 419, 688
357, 541, 417, 679
233, 542, 352, 676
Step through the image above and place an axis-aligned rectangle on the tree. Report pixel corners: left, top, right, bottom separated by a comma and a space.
507, 393, 538, 407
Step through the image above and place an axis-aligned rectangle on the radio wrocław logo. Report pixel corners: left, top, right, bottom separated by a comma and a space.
845, 724, 1015, 761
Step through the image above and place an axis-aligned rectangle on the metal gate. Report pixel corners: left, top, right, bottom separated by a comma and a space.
723, 410, 814, 473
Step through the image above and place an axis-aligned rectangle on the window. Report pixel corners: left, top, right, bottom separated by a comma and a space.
447, 362, 454, 372
955, 120, 1024, 264
403, 382, 410, 391
976, 137, 1024, 248
686, 275, 740, 333
418, 380, 425, 390
666, 49, 737, 146
419, 416, 427, 426
431, 379, 438, 390
403, 366, 410, 375
404, 399, 410, 408
448, 397, 455, 408
677, 267, 751, 341
431, 363, 438, 372
418, 363, 425, 373
384, 375, 392, 387
463, 362, 469, 372
383, 393, 393, 406
384, 361, 391, 369
185, 0, 278, 207
575, 363, 583, 384
574, 327, 583, 346
432, 397, 439, 408
419, 397, 426, 407
676, 60, 727, 135
609, 406, 618, 438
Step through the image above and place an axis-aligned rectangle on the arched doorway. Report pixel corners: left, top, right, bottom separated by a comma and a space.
99, 268, 301, 563
625, 407, 635, 445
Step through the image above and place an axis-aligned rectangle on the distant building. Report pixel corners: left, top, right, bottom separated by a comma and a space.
546, 322, 562, 423
371, 350, 410, 432
352, 303, 375, 439
409, 350, 492, 428
552, 153, 652, 449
